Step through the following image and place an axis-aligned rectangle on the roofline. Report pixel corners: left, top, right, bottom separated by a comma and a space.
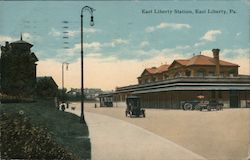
10, 41, 33, 47
186, 64, 239, 67
115, 76, 250, 94
132, 85, 250, 94
168, 60, 184, 69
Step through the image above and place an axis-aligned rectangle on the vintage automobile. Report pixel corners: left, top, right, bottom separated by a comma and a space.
125, 96, 145, 118
181, 99, 223, 111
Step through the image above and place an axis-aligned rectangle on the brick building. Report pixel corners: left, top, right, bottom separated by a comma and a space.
0, 36, 38, 96
138, 49, 238, 85
114, 49, 250, 108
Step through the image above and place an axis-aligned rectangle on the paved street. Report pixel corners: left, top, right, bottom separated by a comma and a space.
67, 106, 206, 160
67, 102, 250, 160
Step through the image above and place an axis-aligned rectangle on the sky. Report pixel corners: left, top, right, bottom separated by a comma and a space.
0, 0, 249, 90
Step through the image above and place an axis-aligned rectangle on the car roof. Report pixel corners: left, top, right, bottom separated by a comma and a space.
127, 96, 139, 99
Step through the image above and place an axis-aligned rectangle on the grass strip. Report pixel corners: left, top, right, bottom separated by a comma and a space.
0, 100, 91, 160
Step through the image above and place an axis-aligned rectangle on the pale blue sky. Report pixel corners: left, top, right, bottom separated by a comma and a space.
0, 0, 249, 89
0, 1, 249, 61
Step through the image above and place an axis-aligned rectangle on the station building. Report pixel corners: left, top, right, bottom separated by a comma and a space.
113, 49, 250, 108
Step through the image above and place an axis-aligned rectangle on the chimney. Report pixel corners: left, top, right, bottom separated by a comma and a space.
212, 48, 220, 77
5, 41, 9, 46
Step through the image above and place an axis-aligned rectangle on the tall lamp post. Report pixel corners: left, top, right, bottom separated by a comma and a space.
62, 62, 69, 101
80, 6, 95, 123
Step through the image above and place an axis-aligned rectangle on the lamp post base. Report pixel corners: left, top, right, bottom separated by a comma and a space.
80, 115, 86, 124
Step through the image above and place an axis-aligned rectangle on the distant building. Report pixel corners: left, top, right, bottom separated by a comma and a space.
114, 49, 250, 108
67, 88, 103, 100
36, 76, 58, 98
98, 92, 113, 107
0, 36, 38, 96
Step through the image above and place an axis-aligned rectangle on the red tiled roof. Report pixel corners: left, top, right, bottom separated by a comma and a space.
175, 60, 189, 65
145, 67, 158, 74
157, 64, 169, 72
176, 55, 238, 67
145, 64, 170, 75
141, 54, 238, 77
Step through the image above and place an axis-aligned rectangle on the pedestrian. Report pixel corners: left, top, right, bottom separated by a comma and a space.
60, 103, 65, 111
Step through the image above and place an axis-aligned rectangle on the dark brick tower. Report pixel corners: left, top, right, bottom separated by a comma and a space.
0, 35, 38, 97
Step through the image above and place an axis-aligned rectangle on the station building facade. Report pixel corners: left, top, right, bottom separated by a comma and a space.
113, 49, 250, 108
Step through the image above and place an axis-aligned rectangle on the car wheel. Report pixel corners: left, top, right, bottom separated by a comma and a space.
129, 112, 133, 118
216, 105, 220, 111
195, 105, 200, 110
219, 105, 223, 110
207, 106, 211, 111
184, 103, 193, 110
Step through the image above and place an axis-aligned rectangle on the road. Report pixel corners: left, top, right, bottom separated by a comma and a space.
67, 107, 206, 160
67, 102, 250, 160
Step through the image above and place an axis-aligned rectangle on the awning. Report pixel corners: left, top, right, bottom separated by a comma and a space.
132, 85, 250, 94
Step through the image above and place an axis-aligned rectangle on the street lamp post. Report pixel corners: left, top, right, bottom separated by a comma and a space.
62, 62, 69, 101
80, 6, 95, 123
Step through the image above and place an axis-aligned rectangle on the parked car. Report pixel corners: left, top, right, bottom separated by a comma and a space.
125, 96, 145, 118
181, 99, 223, 111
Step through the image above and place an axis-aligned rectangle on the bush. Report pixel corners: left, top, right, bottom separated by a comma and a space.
0, 112, 79, 160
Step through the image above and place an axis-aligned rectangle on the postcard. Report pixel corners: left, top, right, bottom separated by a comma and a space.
0, 0, 249, 160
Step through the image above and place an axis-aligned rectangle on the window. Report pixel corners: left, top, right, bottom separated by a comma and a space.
163, 74, 169, 80
211, 91, 216, 99
220, 72, 224, 77
152, 77, 157, 82
197, 69, 205, 77
174, 72, 181, 78
185, 70, 191, 77
218, 91, 222, 99
229, 69, 236, 77
208, 71, 215, 77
